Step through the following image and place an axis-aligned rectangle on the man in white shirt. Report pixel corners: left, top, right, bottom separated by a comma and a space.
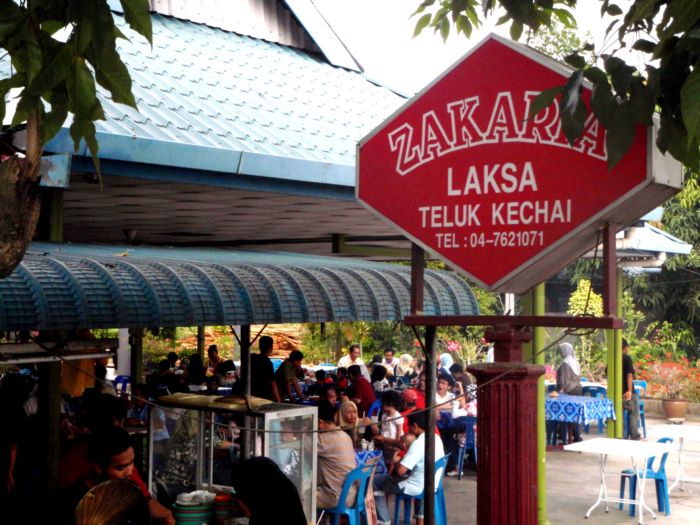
337, 343, 370, 381
373, 411, 445, 525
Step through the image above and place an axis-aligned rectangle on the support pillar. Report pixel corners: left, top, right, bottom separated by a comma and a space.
423, 325, 437, 524
197, 326, 205, 360
129, 328, 144, 384
468, 327, 544, 525
603, 224, 621, 437
240, 325, 252, 460
532, 283, 549, 525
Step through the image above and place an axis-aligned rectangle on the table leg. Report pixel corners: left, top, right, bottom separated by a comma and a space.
636, 461, 658, 525
585, 454, 608, 518
669, 437, 684, 493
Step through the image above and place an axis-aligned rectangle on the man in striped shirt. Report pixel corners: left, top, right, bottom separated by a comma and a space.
317, 400, 357, 510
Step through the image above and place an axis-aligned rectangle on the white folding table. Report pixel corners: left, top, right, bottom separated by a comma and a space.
649, 423, 700, 493
564, 437, 673, 524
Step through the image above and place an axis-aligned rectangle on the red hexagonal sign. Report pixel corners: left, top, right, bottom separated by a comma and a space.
357, 34, 682, 293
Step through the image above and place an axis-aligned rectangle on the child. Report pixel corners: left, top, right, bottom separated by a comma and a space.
390, 431, 416, 474
373, 390, 404, 466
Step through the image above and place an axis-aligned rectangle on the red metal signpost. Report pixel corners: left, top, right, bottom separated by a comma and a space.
357, 34, 682, 525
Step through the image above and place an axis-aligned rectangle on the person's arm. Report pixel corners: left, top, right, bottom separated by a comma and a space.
291, 377, 304, 399
395, 462, 409, 476
7, 442, 17, 491
271, 380, 281, 402
148, 499, 175, 525
624, 373, 634, 401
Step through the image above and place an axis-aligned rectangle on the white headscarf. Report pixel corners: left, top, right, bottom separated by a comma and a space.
396, 354, 414, 376
439, 352, 453, 371
559, 342, 581, 377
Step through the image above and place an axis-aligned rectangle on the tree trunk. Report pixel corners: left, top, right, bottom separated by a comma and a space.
0, 109, 42, 278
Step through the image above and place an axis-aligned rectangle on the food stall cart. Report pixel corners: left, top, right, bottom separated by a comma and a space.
149, 393, 317, 521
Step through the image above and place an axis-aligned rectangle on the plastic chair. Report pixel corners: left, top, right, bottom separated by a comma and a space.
619, 437, 673, 517
582, 385, 607, 434
318, 462, 375, 525
455, 417, 477, 480
367, 400, 382, 418
113, 375, 131, 394
634, 380, 648, 438
546, 383, 556, 393
393, 455, 449, 525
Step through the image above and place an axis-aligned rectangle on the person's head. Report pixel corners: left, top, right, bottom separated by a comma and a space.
407, 410, 428, 436
321, 384, 338, 405
347, 364, 362, 381
130, 384, 148, 408
559, 342, 574, 359
439, 352, 454, 370
166, 351, 180, 367
348, 344, 361, 361
381, 389, 402, 414
402, 388, 418, 409
259, 335, 274, 355
315, 369, 326, 383
157, 359, 171, 375
417, 371, 426, 392
88, 426, 135, 481
289, 350, 304, 370
401, 432, 416, 449
370, 364, 387, 383
339, 400, 359, 426
207, 344, 219, 360
449, 363, 464, 378
370, 354, 382, 366
437, 373, 451, 394
383, 348, 395, 362
86, 394, 128, 432
622, 338, 629, 353
317, 400, 338, 428
95, 363, 108, 381
337, 367, 348, 379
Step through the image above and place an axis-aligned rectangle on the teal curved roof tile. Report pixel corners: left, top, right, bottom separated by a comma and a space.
0, 243, 479, 330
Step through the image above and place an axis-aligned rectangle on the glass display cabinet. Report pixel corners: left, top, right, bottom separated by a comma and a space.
148, 393, 317, 522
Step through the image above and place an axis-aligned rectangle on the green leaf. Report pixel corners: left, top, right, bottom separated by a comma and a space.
590, 81, 616, 128
564, 52, 586, 69
606, 104, 636, 168
510, 20, 523, 41
19, 40, 43, 85
26, 44, 72, 95
10, 93, 39, 127
583, 66, 608, 85
41, 88, 68, 143
0, 0, 23, 41
76, 15, 93, 53
41, 20, 66, 35
67, 57, 97, 120
91, 47, 137, 107
552, 8, 576, 28
414, 13, 432, 37
630, 0, 658, 22
528, 86, 561, 119
631, 38, 656, 53
604, 3, 623, 16
681, 66, 700, 146
439, 18, 450, 41
0, 73, 24, 123
120, 0, 153, 44
663, 0, 700, 37
560, 70, 587, 145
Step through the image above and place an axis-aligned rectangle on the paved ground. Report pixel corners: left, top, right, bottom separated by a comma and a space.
442, 417, 700, 524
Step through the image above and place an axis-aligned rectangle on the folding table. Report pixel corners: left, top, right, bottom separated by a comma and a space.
649, 424, 700, 493
564, 437, 673, 524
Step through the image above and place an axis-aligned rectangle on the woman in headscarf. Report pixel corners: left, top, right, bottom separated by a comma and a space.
395, 354, 414, 381
337, 399, 372, 449
231, 457, 307, 525
438, 352, 455, 383
556, 342, 583, 443
556, 342, 583, 395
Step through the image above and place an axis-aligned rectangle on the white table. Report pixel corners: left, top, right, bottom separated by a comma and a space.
649, 423, 700, 493
564, 437, 673, 524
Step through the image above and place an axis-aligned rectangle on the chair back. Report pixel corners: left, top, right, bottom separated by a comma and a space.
647, 437, 674, 472
435, 454, 450, 492
633, 379, 648, 397
546, 383, 556, 393
113, 375, 131, 394
462, 417, 477, 450
582, 385, 606, 398
367, 400, 382, 418
336, 463, 375, 511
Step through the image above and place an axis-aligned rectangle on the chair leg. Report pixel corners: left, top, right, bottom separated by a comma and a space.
628, 475, 637, 517
640, 411, 647, 439
403, 498, 412, 525
597, 417, 604, 434
457, 445, 465, 481
619, 474, 627, 511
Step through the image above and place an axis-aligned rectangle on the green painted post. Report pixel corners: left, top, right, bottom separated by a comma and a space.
606, 328, 616, 437
615, 279, 624, 438
533, 283, 549, 525
522, 291, 533, 362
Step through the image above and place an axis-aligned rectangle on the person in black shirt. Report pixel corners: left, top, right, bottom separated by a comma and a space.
622, 339, 641, 440
250, 335, 281, 401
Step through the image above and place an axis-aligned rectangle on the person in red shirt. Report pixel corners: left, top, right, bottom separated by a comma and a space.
348, 364, 376, 417
405, 372, 426, 410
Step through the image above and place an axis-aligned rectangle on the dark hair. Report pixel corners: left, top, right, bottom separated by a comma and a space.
318, 400, 337, 423
449, 363, 464, 374
88, 426, 133, 469
370, 364, 387, 383
407, 410, 428, 431
622, 338, 629, 349
289, 350, 304, 362
437, 373, 452, 384
371, 355, 382, 365
86, 394, 128, 432
381, 389, 402, 409
157, 359, 171, 374
349, 343, 360, 352
315, 369, 326, 381
216, 360, 236, 376
208, 344, 218, 353
347, 365, 361, 378
384, 348, 394, 356
95, 363, 108, 380
259, 335, 273, 353
321, 383, 337, 399
337, 367, 348, 377
166, 351, 179, 363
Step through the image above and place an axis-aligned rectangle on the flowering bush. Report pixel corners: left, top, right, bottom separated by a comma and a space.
637, 354, 700, 402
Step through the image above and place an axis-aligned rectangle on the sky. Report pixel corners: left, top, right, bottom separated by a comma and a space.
314, 0, 634, 95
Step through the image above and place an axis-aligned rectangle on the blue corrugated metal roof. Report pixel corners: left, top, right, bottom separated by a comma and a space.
0, 243, 479, 331
39, 13, 406, 187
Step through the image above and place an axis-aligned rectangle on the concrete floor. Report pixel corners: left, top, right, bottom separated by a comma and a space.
442, 417, 700, 524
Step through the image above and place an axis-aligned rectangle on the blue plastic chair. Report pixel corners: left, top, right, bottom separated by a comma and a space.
634, 380, 648, 438
319, 462, 375, 525
113, 375, 131, 394
367, 399, 382, 418
455, 417, 477, 480
393, 454, 449, 525
546, 383, 556, 393
619, 437, 673, 517
582, 385, 607, 434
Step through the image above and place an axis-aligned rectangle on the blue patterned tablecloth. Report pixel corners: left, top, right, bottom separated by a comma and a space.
545, 394, 616, 425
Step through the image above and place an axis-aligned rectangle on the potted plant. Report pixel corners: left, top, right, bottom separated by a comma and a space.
639, 356, 694, 421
